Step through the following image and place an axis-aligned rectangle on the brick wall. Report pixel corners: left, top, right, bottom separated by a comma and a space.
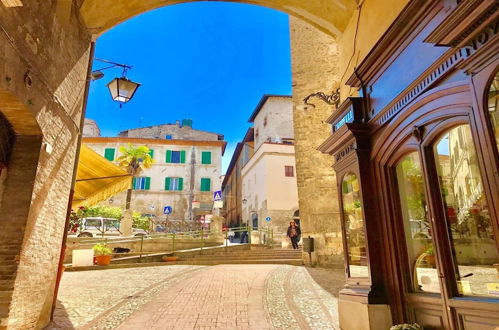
0, 2, 91, 328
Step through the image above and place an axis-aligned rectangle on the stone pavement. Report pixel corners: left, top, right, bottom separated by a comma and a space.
52, 264, 341, 329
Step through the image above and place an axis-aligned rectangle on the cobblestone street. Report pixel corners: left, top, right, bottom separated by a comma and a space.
52, 265, 342, 329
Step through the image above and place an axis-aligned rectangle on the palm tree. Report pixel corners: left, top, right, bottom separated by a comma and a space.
116, 143, 154, 210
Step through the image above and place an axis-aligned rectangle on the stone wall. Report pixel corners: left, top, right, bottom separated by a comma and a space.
0, 2, 92, 329
289, 17, 344, 268
120, 122, 222, 141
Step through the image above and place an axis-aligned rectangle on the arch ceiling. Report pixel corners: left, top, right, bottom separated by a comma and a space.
79, 0, 357, 37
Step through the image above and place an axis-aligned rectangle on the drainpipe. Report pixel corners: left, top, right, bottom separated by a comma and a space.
50, 39, 96, 320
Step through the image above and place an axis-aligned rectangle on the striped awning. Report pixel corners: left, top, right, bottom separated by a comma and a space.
72, 144, 131, 209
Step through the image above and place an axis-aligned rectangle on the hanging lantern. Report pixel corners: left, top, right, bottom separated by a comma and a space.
106, 77, 140, 104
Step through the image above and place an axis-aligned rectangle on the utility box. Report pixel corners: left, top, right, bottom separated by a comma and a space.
303, 236, 314, 253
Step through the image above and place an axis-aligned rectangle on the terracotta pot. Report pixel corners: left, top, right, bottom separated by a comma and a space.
426, 255, 435, 267
95, 255, 112, 265
162, 256, 178, 262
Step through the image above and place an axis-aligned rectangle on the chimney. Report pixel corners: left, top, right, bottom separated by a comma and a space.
181, 118, 193, 128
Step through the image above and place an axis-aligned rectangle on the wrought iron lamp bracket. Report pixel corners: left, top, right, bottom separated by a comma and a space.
303, 88, 341, 109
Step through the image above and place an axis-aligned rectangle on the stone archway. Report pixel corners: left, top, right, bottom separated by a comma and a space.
79, 0, 357, 37
0, 88, 42, 327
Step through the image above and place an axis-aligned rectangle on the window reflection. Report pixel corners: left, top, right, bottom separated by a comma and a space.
396, 153, 440, 293
342, 173, 368, 277
434, 125, 499, 298
488, 72, 499, 152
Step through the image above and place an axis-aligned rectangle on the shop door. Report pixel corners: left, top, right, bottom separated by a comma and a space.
394, 124, 499, 329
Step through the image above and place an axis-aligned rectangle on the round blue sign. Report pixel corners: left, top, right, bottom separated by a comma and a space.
265, 217, 271, 222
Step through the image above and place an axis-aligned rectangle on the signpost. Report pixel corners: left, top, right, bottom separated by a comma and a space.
163, 206, 172, 215
213, 190, 222, 201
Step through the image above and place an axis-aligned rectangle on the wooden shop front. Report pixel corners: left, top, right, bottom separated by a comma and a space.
319, 0, 499, 329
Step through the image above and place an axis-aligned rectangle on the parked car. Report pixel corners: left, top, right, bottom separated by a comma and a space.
75, 217, 148, 238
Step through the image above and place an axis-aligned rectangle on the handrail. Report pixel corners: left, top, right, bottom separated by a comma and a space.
71, 225, 276, 262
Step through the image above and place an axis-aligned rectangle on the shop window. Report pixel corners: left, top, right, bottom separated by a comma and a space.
434, 125, 499, 298
341, 173, 368, 277
487, 71, 499, 152
396, 152, 440, 293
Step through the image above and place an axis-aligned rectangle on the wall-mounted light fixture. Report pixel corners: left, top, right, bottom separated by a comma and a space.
297, 88, 341, 111
91, 58, 141, 107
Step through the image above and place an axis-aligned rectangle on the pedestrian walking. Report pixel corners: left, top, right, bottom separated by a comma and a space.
240, 223, 249, 243
287, 221, 301, 249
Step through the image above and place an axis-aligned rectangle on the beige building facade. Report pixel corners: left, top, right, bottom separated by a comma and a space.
83, 120, 225, 221
239, 95, 299, 240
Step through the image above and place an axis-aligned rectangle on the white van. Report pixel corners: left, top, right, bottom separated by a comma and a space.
76, 217, 147, 238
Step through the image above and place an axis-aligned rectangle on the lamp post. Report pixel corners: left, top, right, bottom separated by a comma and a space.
91, 58, 141, 106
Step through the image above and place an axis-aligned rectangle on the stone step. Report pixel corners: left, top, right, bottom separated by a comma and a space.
166, 259, 304, 266
182, 255, 302, 260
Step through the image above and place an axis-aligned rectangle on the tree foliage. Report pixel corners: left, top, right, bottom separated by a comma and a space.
116, 143, 154, 176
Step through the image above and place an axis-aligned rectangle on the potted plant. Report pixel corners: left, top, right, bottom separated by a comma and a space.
162, 255, 179, 262
390, 323, 423, 330
424, 246, 435, 267
93, 243, 113, 265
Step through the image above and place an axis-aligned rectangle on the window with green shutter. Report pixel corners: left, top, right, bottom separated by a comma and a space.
201, 151, 211, 164
200, 178, 211, 192
133, 177, 151, 190
148, 149, 154, 159
104, 148, 115, 161
165, 177, 183, 191
166, 150, 186, 163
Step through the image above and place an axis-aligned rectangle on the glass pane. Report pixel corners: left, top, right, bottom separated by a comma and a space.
396, 153, 440, 293
434, 125, 499, 298
342, 173, 368, 277
488, 72, 499, 152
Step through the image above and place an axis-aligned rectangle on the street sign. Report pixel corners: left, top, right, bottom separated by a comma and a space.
163, 206, 172, 215
214, 200, 223, 209
213, 190, 222, 201
265, 216, 271, 222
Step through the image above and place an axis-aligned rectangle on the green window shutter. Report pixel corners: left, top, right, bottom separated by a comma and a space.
132, 177, 137, 190
145, 177, 151, 190
165, 177, 171, 191
180, 150, 186, 163
166, 150, 172, 163
104, 148, 115, 161
201, 151, 212, 164
201, 178, 211, 192
178, 178, 184, 191
148, 149, 154, 159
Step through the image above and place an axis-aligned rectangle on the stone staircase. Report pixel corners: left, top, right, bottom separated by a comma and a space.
168, 248, 304, 266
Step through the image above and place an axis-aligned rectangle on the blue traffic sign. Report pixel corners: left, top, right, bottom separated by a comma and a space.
213, 190, 222, 201
163, 206, 172, 215
265, 217, 272, 222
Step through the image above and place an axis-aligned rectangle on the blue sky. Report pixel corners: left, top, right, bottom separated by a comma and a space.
86, 2, 292, 172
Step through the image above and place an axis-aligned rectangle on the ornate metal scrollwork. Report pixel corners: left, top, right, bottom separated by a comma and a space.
303, 88, 341, 109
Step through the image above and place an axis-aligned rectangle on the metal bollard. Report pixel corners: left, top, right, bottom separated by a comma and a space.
139, 235, 144, 263
172, 232, 176, 255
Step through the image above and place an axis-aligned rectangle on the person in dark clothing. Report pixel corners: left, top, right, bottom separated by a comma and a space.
240, 223, 249, 243
287, 221, 301, 249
